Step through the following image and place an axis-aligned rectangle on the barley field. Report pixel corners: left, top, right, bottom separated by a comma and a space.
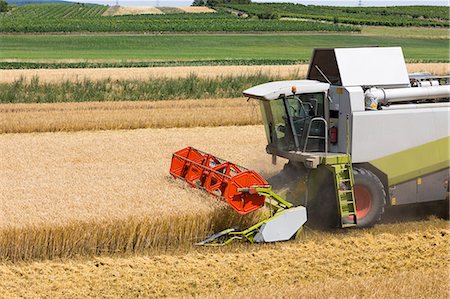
0, 126, 278, 261
1, 68, 448, 297
1, 122, 448, 297
2, 3, 448, 296
0, 218, 448, 298
1, 125, 447, 264
0, 98, 261, 133
0, 126, 274, 228
0, 63, 447, 84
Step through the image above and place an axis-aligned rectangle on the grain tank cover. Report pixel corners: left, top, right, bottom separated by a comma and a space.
307, 47, 410, 88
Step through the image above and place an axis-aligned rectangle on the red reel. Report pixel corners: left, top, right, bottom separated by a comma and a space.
170, 146, 267, 214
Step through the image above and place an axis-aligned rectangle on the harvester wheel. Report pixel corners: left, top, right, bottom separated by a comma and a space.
353, 168, 386, 228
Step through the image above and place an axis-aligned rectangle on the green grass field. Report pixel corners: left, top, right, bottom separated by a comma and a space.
0, 73, 282, 103
361, 26, 449, 40
1, 34, 448, 62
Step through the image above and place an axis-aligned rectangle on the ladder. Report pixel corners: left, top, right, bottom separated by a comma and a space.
323, 155, 357, 228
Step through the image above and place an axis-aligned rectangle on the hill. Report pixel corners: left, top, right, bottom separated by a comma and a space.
222, 3, 449, 27
7, 0, 73, 4
0, 3, 358, 33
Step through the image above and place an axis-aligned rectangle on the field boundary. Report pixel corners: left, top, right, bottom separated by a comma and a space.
1, 59, 449, 70
0, 63, 446, 85
0, 59, 309, 70
0, 30, 362, 36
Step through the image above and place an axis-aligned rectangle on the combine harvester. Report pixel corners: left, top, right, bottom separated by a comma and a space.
170, 47, 450, 245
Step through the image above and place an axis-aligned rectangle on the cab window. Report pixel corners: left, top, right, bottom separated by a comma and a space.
260, 92, 325, 152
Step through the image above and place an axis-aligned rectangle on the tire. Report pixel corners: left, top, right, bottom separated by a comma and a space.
353, 167, 386, 228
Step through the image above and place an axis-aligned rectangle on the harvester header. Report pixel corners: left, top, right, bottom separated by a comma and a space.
170, 146, 268, 214
170, 146, 307, 245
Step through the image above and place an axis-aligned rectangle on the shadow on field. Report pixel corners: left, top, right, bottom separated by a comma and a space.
381, 200, 449, 224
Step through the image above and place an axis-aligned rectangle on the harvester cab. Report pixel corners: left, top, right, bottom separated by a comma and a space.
243, 80, 331, 163
170, 47, 450, 245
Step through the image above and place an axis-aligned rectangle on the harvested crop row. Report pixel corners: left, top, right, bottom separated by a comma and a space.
0, 218, 448, 297
0, 98, 262, 133
0, 65, 307, 84
0, 126, 280, 261
0, 63, 447, 84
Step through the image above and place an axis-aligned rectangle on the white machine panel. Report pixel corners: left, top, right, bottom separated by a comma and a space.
335, 47, 410, 87
243, 80, 329, 101
351, 104, 450, 162
254, 206, 307, 243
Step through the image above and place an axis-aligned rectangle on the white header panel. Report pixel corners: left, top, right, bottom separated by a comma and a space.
335, 47, 410, 87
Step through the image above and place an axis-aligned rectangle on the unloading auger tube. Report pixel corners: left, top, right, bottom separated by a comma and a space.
364, 85, 450, 108
169, 146, 307, 246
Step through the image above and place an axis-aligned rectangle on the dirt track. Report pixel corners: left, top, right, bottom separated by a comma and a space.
1, 63, 447, 83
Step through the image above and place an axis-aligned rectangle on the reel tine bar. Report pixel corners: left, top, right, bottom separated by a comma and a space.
170, 146, 268, 214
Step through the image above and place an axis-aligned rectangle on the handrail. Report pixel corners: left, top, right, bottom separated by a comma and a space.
303, 117, 328, 157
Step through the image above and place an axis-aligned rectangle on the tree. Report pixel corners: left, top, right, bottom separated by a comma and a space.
192, 0, 207, 5
0, 0, 8, 12
192, 0, 251, 7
